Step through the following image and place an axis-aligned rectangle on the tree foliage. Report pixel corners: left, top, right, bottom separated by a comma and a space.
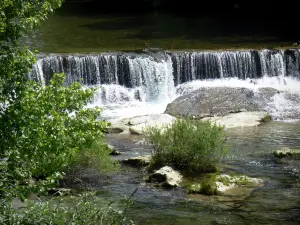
0, 0, 64, 105
0, 0, 113, 199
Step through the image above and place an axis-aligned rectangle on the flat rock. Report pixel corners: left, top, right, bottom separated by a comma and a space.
127, 114, 176, 135
202, 111, 271, 129
108, 114, 176, 135
107, 122, 129, 134
121, 155, 151, 167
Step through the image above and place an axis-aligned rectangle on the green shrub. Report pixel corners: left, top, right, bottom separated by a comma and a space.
0, 0, 117, 201
200, 175, 218, 195
0, 192, 136, 225
144, 118, 228, 173
68, 141, 120, 173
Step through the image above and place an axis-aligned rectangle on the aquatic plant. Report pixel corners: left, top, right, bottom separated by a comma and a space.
144, 118, 228, 174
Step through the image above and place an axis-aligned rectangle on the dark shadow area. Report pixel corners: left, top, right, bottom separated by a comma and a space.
79, 16, 147, 31
60, 0, 300, 43
78, 14, 282, 42
25, 1, 300, 52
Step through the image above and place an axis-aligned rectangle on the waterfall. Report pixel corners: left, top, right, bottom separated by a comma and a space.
30, 52, 175, 104
29, 49, 300, 120
259, 49, 285, 77
169, 49, 295, 83
31, 49, 300, 87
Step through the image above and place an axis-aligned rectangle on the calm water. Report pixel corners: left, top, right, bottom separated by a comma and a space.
23, 4, 293, 53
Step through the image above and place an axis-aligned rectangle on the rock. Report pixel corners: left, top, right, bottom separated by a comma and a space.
202, 111, 271, 129
215, 174, 263, 194
121, 155, 151, 167
217, 174, 263, 187
273, 147, 300, 158
260, 114, 272, 122
126, 114, 176, 135
108, 114, 176, 135
188, 174, 263, 195
47, 188, 72, 196
110, 150, 121, 156
215, 181, 236, 193
129, 124, 146, 135
107, 121, 129, 134
165, 87, 279, 118
147, 166, 182, 188
107, 127, 125, 134
108, 144, 121, 156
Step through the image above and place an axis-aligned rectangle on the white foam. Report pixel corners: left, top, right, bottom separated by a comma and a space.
86, 84, 174, 121
87, 75, 300, 122
175, 75, 300, 95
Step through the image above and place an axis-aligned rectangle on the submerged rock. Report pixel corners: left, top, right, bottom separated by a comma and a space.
202, 111, 271, 129
121, 155, 151, 167
216, 174, 264, 189
273, 147, 300, 158
188, 174, 264, 195
108, 144, 121, 156
147, 166, 182, 188
165, 87, 278, 118
47, 188, 72, 196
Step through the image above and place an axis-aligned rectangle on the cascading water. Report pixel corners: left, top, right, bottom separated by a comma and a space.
30, 49, 300, 121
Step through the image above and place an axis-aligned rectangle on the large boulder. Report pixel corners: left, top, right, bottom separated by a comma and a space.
147, 166, 182, 188
165, 87, 279, 118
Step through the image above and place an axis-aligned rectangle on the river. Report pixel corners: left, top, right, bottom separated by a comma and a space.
26, 3, 300, 224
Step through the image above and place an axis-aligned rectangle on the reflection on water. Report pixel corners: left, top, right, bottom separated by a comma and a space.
23, 9, 291, 53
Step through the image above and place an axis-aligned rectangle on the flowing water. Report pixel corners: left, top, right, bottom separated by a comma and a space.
32, 49, 300, 224
90, 121, 300, 225
31, 49, 300, 121
26, 5, 300, 223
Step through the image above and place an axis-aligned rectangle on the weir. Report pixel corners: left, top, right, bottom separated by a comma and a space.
29, 49, 300, 110
30, 49, 300, 86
